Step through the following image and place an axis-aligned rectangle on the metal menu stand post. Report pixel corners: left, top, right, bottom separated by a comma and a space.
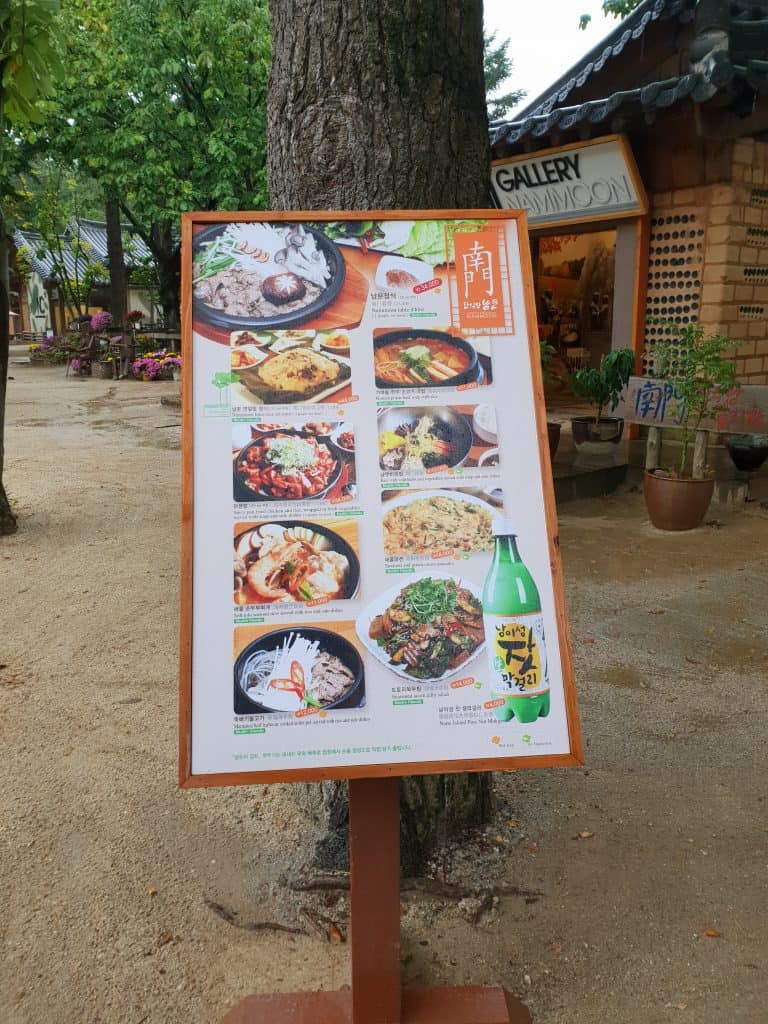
220, 777, 532, 1024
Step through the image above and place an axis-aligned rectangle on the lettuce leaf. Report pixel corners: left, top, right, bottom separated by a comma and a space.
396, 220, 488, 264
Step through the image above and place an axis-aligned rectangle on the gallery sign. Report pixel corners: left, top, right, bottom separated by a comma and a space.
491, 134, 647, 228
179, 209, 582, 787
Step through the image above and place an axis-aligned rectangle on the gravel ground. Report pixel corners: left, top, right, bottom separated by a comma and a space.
1, 364, 767, 1024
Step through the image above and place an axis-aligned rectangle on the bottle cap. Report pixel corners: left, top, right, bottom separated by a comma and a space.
492, 516, 519, 536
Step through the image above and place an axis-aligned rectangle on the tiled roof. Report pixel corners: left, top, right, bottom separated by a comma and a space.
491, 57, 768, 149
491, 73, 702, 148
511, 0, 696, 123
13, 220, 153, 284
491, 1, 768, 151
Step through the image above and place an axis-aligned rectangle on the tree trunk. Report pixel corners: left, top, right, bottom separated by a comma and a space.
105, 190, 127, 325
150, 220, 180, 331
268, 1, 490, 210
268, 0, 492, 874
0, 209, 18, 535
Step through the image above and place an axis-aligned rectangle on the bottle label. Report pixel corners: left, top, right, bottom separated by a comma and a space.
483, 613, 549, 697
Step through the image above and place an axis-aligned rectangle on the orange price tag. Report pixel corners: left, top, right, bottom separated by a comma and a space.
450, 676, 476, 690
295, 706, 321, 719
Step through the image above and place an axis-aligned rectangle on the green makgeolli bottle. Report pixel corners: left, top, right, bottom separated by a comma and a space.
482, 518, 550, 724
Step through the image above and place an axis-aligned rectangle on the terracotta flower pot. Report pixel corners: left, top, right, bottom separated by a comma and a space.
643, 470, 715, 531
571, 416, 624, 447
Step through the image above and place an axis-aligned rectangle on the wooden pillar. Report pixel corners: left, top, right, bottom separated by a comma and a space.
645, 426, 661, 470
692, 429, 709, 478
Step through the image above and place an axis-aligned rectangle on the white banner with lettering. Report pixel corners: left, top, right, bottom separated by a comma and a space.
491, 135, 645, 227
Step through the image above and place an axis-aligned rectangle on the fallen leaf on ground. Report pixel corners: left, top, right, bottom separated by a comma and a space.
158, 931, 173, 946
527, 843, 540, 855
63, 746, 74, 756
582, 637, 596, 645
576, 831, 594, 840
327, 922, 345, 944
674, 1002, 688, 1010
147, 887, 158, 897
649, 610, 666, 616
703, 929, 721, 938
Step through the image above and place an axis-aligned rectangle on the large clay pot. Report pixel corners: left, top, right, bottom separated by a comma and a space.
643, 470, 715, 531
571, 416, 624, 447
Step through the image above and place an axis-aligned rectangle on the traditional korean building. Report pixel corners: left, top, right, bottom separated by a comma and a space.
490, 0, 768, 386
10, 219, 157, 336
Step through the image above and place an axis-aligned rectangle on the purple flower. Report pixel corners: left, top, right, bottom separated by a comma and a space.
90, 311, 113, 332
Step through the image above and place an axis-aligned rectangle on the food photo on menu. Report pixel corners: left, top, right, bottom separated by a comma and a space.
193, 222, 346, 331
377, 404, 501, 478
229, 328, 353, 407
380, 486, 502, 560
234, 621, 366, 715
233, 519, 360, 607
372, 327, 492, 389
355, 574, 485, 682
232, 421, 357, 504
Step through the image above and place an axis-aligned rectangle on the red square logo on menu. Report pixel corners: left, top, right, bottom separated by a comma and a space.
452, 227, 507, 331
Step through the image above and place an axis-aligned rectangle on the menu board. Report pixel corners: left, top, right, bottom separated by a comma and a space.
179, 210, 582, 786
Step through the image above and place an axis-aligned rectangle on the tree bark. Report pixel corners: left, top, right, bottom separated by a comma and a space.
151, 221, 180, 331
0, 208, 18, 535
268, 1, 490, 210
119, 205, 180, 331
105, 190, 127, 325
268, 0, 492, 874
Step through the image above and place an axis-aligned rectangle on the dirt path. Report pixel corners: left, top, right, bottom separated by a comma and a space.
1, 364, 767, 1023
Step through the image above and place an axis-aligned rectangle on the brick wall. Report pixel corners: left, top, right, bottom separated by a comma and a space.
645, 138, 768, 384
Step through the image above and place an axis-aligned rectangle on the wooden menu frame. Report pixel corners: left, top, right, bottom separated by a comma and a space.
179, 208, 583, 789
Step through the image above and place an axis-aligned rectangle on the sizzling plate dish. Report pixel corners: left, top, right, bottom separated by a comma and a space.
234, 431, 340, 501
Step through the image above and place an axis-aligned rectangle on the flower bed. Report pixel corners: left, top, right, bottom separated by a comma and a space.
28, 336, 69, 365
131, 350, 181, 381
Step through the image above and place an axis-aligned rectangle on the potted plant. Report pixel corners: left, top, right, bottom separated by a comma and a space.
570, 348, 635, 446
643, 326, 736, 531
131, 350, 180, 381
